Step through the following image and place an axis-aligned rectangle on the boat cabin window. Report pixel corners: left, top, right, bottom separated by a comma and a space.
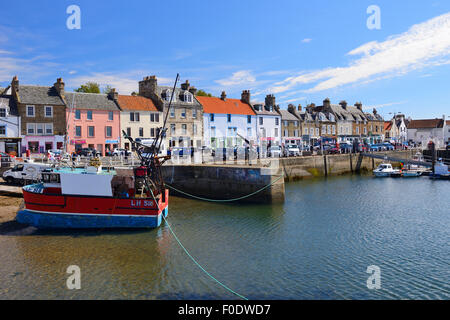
12, 164, 24, 172
42, 173, 61, 183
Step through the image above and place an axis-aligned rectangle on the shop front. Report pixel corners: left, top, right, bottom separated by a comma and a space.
22, 136, 64, 154
0, 137, 22, 156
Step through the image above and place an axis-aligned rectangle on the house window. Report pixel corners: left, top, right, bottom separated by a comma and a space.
192, 108, 197, 119
44, 106, 53, 118
126, 127, 131, 136
211, 127, 216, 137
170, 124, 176, 135
315, 128, 319, 136
75, 109, 81, 120
139, 127, 144, 137
88, 126, 95, 137
247, 127, 252, 137
193, 124, 197, 135
184, 92, 193, 103
310, 128, 314, 135
227, 114, 231, 122
181, 108, 186, 118
108, 111, 114, 121
27, 105, 35, 117
170, 107, 175, 118
182, 124, 187, 135
332, 126, 336, 134
210, 113, 214, 122
130, 112, 140, 122
259, 117, 263, 125
275, 118, 279, 126
0, 126, 5, 135
87, 110, 93, 120
322, 125, 326, 134
45, 124, 53, 135
327, 125, 331, 134
75, 126, 82, 137
0, 108, 6, 117
150, 113, 160, 122
274, 128, 278, 137
304, 128, 308, 135
106, 126, 112, 137
151, 128, 155, 137
164, 90, 172, 102
284, 120, 288, 127
247, 115, 251, 124
36, 123, 44, 135
227, 127, 237, 137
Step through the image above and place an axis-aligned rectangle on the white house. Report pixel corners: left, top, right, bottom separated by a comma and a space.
251, 94, 282, 148
407, 116, 446, 148
198, 91, 257, 148
0, 87, 22, 155
445, 120, 450, 145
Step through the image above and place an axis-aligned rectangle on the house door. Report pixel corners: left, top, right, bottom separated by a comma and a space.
45, 142, 53, 151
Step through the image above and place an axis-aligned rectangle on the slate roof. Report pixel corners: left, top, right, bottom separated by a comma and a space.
251, 102, 279, 116
196, 96, 255, 115
0, 88, 19, 116
17, 85, 65, 105
65, 92, 120, 111
407, 119, 444, 129
118, 95, 158, 111
156, 86, 201, 107
278, 109, 299, 121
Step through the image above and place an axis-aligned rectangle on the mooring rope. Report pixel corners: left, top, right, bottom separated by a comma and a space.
164, 174, 284, 203
148, 189, 249, 300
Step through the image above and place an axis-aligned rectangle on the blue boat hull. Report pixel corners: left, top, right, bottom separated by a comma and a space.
16, 207, 169, 229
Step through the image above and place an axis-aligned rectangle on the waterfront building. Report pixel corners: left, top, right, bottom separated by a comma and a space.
364, 109, 385, 144
298, 104, 320, 147
0, 87, 21, 155
198, 90, 256, 148
385, 114, 408, 143
64, 90, 121, 155
251, 94, 282, 148
445, 120, 450, 144
407, 117, 446, 148
279, 106, 301, 146
117, 93, 164, 151
139, 76, 203, 149
314, 99, 350, 143
10, 76, 66, 154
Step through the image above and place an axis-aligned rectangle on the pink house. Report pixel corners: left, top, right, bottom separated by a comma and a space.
65, 91, 121, 155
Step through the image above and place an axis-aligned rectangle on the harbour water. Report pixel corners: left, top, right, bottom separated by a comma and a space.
0, 175, 449, 299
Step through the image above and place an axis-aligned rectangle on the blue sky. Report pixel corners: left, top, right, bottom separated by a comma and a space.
1, 0, 449, 119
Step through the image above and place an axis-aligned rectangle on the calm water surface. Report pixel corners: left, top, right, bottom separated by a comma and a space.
0, 176, 449, 299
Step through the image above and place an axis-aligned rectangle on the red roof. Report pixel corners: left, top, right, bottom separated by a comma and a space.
384, 121, 392, 131
118, 95, 158, 111
407, 119, 444, 129
196, 96, 255, 115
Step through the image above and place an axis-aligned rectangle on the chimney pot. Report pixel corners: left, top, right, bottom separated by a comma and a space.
241, 90, 251, 104
220, 91, 227, 101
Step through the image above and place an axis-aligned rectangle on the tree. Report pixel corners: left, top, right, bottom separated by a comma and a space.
196, 89, 213, 97
102, 85, 113, 95
74, 82, 101, 93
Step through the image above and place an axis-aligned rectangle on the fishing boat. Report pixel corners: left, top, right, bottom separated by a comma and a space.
429, 159, 450, 180
16, 75, 180, 229
373, 163, 400, 177
402, 170, 422, 177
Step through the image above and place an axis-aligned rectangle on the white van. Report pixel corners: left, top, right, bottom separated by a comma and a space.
3, 162, 50, 185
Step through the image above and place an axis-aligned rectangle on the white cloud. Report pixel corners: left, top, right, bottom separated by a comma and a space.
215, 70, 256, 87
68, 70, 77, 75
301, 38, 312, 43
271, 12, 450, 94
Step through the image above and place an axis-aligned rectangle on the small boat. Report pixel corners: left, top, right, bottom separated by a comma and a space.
402, 170, 422, 177
429, 159, 450, 180
373, 163, 400, 177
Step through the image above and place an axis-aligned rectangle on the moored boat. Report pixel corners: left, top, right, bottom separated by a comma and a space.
373, 163, 400, 177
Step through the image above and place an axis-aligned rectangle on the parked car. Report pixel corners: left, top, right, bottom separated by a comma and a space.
327, 145, 340, 154
3, 162, 50, 185
268, 146, 282, 158
112, 148, 132, 157
77, 148, 101, 157
382, 143, 395, 151
339, 143, 353, 153
284, 144, 301, 157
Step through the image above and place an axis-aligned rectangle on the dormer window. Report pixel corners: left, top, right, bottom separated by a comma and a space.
164, 89, 175, 102
184, 92, 193, 103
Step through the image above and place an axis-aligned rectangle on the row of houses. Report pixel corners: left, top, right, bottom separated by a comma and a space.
0, 75, 448, 156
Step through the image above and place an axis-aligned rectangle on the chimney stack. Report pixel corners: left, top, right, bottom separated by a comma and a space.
54, 78, 65, 97
188, 86, 197, 95
355, 102, 363, 111
139, 75, 158, 98
323, 98, 331, 108
373, 108, 377, 115
288, 104, 296, 114
220, 91, 227, 101
181, 80, 190, 91
339, 100, 348, 109
11, 75, 19, 92
298, 104, 302, 112
265, 94, 276, 109
241, 90, 251, 104
108, 88, 118, 101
